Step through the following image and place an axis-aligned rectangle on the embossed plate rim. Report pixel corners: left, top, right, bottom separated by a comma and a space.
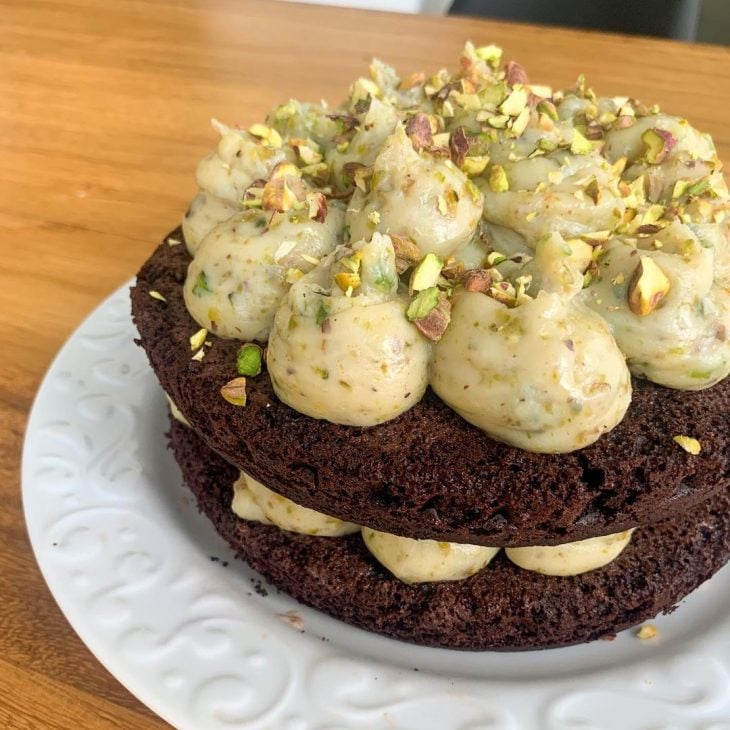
22, 282, 730, 730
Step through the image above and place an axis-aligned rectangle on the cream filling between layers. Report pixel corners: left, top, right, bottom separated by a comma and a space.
165, 393, 190, 427
506, 530, 634, 576
231, 468, 634, 583
166, 395, 634, 583
238, 473, 360, 536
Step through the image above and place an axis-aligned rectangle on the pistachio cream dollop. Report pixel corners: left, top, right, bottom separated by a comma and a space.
181, 42, 729, 452
184, 166, 345, 341
431, 232, 632, 452
184, 120, 295, 253
347, 124, 484, 258
431, 289, 632, 452
266, 233, 431, 426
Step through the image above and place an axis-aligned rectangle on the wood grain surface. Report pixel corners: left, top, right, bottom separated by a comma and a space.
2, 0, 729, 726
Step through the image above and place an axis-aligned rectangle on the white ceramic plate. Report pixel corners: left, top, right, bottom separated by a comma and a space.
22, 283, 730, 730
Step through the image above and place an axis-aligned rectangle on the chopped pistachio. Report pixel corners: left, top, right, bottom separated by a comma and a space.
291, 138, 322, 165
515, 274, 533, 304
672, 180, 690, 199
499, 87, 528, 117
537, 99, 559, 121
461, 156, 489, 177
527, 83, 552, 98
487, 251, 507, 266
408, 289, 451, 341
627, 256, 670, 316
262, 177, 301, 213
489, 281, 517, 306
510, 106, 531, 137
444, 186, 459, 216
432, 132, 450, 148
642, 204, 665, 225
687, 178, 711, 197
570, 128, 593, 155
407, 286, 440, 321
340, 251, 363, 273
636, 624, 659, 640
505, 60, 529, 86
478, 81, 507, 107
673, 435, 701, 455
342, 162, 373, 192
462, 269, 492, 293
192, 271, 212, 296
335, 271, 361, 292
148, 290, 167, 302
598, 110, 617, 126
271, 162, 301, 181
410, 253, 444, 293
350, 77, 381, 104
487, 165, 508, 193
189, 327, 208, 351
301, 162, 330, 185
390, 234, 422, 274
487, 114, 509, 129
242, 186, 264, 208
475, 44, 502, 65
273, 100, 297, 120
641, 128, 676, 164
618, 102, 635, 118
405, 112, 434, 151
236, 344, 262, 377
537, 138, 557, 152
315, 300, 330, 328
584, 122, 604, 140
220, 377, 247, 407
306, 191, 328, 222
249, 123, 282, 148
449, 126, 470, 166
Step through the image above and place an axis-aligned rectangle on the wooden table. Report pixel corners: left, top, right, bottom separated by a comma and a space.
2, 0, 728, 726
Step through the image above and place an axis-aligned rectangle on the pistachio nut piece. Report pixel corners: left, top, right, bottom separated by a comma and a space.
627, 256, 670, 316
409, 253, 444, 293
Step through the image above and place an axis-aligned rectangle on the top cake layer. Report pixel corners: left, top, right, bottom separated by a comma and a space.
131, 235, 729, 547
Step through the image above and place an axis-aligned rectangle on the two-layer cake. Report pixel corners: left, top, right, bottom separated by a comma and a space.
132, 43, 730, 650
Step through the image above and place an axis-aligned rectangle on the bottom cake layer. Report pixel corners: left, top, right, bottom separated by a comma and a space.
168, 418, 730, 651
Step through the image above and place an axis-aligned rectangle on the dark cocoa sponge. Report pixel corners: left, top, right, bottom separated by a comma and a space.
168, 417, 730, 651
132, 229, 730, 547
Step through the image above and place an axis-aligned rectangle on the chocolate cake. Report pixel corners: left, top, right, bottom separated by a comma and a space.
131, 42, 730, 649
131, 233, 729, 546
168, 417, 730, 650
